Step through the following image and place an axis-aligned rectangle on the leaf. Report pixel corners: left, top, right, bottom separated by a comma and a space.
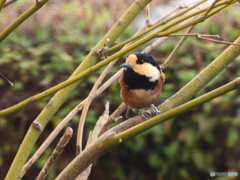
162, 142, 179, 158
148, 152, 163, 168
227, 128, 239, 148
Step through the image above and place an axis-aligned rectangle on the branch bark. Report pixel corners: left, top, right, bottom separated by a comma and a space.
36, 127, 73, 180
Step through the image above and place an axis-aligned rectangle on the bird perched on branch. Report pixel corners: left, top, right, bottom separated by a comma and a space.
119, 52, 165, 119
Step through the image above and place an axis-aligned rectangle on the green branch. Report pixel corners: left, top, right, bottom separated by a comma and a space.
106, 0, 207, 52
5, 1, 152, 180
158, 35, 240, 114
105, 78, 240, 148
200, 0, 218, 20
0, 0, 7, 12
0, 49, 128, 116
0, 0, 50, 43
1, 0, 236, 116
106, 0, 236, 53
56, 77, 240, 180
154, 1, 235, 39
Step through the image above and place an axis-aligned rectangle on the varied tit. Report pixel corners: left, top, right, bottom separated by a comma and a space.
119, 52, 165, 119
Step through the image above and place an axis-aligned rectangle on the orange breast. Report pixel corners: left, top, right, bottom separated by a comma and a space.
120, 72, 165, 112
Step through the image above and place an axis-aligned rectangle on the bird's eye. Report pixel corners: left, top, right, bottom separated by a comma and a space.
136, 59, 145, 64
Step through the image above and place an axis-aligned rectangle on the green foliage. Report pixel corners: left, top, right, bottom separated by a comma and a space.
227, 128, 239, 148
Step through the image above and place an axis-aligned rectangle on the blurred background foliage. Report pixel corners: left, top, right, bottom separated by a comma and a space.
0, 0, 240, 179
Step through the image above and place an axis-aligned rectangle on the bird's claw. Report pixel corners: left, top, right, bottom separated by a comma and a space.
135, 105, 160, 120
150, 104, 160, 116
137, 109, 151, 120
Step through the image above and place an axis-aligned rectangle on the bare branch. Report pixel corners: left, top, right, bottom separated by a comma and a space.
143, 37, 169, 54
109, 102, 126, 122
198, 35, 240, 46
161, 13, 202, 70
3, 0, 17, 7
201, 0, 219, 21
76, 58, 116, 155
36, 127, 73, 180
0, 72, 13, 86
76, 102, 110, 180
161, 24, 197, 70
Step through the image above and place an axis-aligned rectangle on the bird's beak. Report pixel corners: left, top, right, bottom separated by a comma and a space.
120, 62, 132, 69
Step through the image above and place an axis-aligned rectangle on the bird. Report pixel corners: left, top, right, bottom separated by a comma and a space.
119, 52, 165, 119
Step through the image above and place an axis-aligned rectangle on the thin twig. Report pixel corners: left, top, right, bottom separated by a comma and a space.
129, 0, 189, 45
149, 0, 203, 27
3, 0, 17, 7
166, 33, 240, 46
75, 131, 92, 180
106, 0, 207, 53
109, 102, 126, 122
143, 37, 170, 54
76, 102, 110, 180
167, 33, 219, 38
144, 12, 202, 66
143, 10, 203, 54
76, 60, 116, 155
36, 127, 73, 180
198, 36, 240, 46
0, 72, 13, 86
90, 102, 110, 143
161, 15, 201, 70
126, 3, 152, 42
201, 0, 219, 21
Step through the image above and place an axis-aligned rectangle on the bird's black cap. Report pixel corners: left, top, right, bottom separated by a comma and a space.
133, 52, 160, 70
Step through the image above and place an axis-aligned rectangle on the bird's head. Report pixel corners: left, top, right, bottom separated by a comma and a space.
120, 52, 161, 82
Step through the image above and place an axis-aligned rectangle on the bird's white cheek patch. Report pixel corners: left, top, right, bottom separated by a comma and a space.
134, 63, 160, 82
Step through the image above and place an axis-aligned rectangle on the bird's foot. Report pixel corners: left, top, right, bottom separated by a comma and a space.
150, 104, 160, 116
136, 109, 151, 120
